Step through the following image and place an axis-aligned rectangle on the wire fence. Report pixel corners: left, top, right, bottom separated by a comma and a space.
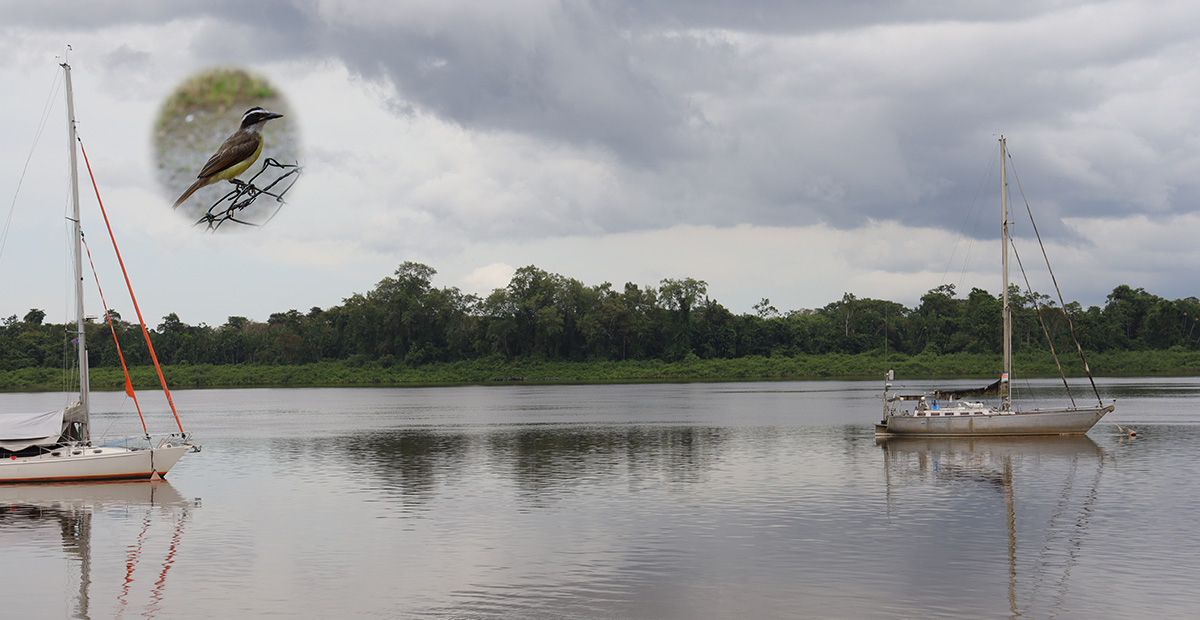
195, 158, 302, 230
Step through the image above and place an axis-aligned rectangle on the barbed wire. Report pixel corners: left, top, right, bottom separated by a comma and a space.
195, 158, 302, 230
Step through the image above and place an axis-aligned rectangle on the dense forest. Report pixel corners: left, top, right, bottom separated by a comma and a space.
1, 261, 1198, 373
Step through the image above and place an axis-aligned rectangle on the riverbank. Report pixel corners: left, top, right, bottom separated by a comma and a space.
3, 349, 1199, 392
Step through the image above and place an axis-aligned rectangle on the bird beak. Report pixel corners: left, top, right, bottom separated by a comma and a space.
266, 112, 283, 120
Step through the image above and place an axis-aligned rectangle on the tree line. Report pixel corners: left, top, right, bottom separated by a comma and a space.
2, 261, 1198, 372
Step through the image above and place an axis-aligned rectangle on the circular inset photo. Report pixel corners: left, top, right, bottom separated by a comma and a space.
154, 68, 302, 229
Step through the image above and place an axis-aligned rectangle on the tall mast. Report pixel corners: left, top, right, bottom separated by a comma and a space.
62, 60, 90, 438
1000, 136, 1012, 411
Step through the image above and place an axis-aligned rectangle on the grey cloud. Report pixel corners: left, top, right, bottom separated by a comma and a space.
305, 3, 717, 168
9, 0, 1200, 245
101, 44, 149, 69
600, 0, 1092, 33
304, 2, 1200, 244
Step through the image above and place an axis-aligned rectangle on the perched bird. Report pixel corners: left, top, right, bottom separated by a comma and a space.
172, 106, 283, 209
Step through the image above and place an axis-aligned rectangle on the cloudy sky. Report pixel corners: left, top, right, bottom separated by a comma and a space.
1, 0, 1198, 327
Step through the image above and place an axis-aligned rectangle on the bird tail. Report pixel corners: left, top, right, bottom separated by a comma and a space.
173, 178, 207, 209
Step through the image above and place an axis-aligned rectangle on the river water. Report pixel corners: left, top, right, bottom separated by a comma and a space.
1, 376, 1197, 618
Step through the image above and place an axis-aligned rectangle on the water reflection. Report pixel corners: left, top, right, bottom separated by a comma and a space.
0, 482, 195, 619
879, 436, 1106, 619
314, 426, 740, 512
492, 426, 730, 496
345, 431, 473, 509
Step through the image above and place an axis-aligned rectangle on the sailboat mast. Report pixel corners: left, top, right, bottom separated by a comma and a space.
62, 61, 90, 437
1000, 136, 1012, 410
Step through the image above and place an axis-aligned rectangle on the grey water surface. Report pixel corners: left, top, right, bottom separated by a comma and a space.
1, 377, 1196, 618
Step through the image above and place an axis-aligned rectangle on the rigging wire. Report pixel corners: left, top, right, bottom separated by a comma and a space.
1011, 238, 1076, 406
0, 70, 64, 262
1005, 147, 1104, 406
82, 231, 150, 436
77, 135, 186, 435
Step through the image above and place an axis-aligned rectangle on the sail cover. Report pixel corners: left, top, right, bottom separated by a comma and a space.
0, 409, 66, 451
933, 378, 1003, 400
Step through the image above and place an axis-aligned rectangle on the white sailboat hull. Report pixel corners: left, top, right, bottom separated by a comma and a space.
876, 404, 1113, 436
0, 443, 192, 484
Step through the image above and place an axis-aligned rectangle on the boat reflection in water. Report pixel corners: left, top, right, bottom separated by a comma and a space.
0, 481, 194, 619
878, 435, 1108, 619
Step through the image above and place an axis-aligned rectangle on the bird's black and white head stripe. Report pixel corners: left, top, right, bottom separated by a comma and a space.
239, 107, 283, 129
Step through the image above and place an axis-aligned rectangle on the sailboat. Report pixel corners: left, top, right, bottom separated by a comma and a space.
875, 137, 1114, 436
0, 61, 198, 482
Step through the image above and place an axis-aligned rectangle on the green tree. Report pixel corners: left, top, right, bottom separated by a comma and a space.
23, 309, 46, 325
1104, 285, 1158, 349
659, 277, 707, 359
911, 284, 961, 354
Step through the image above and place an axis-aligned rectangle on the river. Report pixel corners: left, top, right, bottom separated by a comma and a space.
1, 376, 1196, 618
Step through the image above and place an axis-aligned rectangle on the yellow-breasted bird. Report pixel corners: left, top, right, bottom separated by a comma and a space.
172, 107, 283, 209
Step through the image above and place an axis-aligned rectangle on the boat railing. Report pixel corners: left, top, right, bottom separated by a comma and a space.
93, 433, 194, 451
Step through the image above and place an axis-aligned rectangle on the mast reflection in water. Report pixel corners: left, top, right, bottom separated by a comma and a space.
0, 481, 195, 619
879, 435, 1110, 619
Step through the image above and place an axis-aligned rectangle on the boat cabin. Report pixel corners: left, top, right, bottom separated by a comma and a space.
891, 394, 1006, 417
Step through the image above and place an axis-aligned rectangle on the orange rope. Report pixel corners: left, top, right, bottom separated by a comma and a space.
82, 233, 149, 436
78, 139, 184, 434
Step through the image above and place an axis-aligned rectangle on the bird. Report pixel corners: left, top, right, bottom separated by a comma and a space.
172, 106, 283, 209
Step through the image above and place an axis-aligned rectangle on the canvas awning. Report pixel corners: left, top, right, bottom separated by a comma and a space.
0, 408, 67, 451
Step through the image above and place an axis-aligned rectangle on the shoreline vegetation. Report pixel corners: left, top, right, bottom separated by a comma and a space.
3, 350, 1198, 392
5, 262, 1199, 394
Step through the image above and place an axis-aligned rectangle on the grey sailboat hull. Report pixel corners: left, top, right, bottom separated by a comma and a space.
876, 404, 1113, 437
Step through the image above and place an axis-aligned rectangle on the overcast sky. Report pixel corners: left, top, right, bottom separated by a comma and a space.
1, 0, 1198, 327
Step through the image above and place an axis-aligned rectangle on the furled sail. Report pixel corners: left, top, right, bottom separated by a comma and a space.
933, 378, 1003, 400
